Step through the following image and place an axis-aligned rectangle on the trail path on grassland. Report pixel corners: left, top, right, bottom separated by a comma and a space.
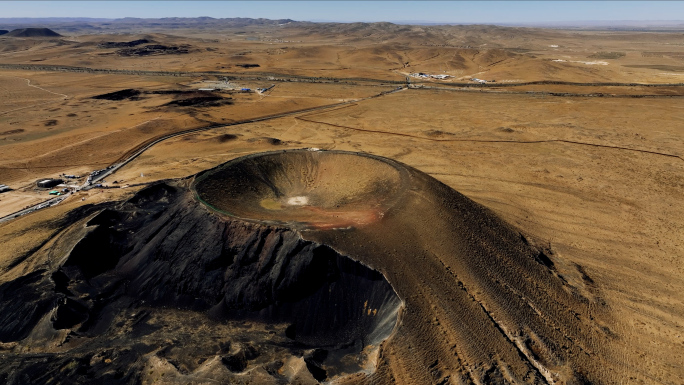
295, 110, 684, 164
0, 75, 68, 116
0, 75, 69, 99
26, 116, 164, 161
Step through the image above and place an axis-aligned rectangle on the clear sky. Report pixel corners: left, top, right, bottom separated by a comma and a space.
2, 1, 684, 24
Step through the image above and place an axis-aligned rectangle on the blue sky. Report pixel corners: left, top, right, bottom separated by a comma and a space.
3, 1, 684, 24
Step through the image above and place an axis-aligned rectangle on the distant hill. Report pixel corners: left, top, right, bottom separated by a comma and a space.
5, 28, 62, 37
0, 30, 8, 35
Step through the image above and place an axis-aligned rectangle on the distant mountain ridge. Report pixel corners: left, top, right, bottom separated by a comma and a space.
0, 17, 683, 36
0, 16, 682, 28
0, 17, 298, 34
0, 17, 296, 26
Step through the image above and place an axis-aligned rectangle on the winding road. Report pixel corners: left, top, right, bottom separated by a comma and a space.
0, 86, 406, 224
3, 61, 683, 224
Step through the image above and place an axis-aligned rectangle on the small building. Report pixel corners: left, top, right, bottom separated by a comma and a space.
257, 85, 275, 93
37, 179, 63, 188
0, 184, 10, 193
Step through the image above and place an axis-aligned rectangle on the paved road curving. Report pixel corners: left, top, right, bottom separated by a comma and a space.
0, 87, 406, 224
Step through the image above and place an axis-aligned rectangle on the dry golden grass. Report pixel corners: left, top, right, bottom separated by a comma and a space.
0, 23, 683, 383
108, 89, 684, 383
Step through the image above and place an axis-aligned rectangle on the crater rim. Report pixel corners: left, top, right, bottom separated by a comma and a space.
192, 149, 410, 230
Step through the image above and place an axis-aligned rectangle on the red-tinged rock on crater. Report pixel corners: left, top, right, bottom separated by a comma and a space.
193, 150, 409, 230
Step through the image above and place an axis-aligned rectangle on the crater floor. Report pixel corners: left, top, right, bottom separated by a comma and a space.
193, 150, 409, 230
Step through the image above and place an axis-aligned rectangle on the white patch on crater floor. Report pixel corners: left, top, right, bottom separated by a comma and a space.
287, 196, 309, 206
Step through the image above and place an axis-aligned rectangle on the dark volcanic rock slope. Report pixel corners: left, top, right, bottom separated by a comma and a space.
0, 182, 401, 384
0, 150, 616, 385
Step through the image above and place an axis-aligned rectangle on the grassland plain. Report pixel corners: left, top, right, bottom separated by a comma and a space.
0, 20, 683, 384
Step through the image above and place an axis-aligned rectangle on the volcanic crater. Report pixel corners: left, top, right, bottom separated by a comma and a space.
193, 150, 410, 230
0, 150, 614, 384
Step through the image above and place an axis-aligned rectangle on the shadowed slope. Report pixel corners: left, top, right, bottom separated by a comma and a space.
0, 180, 401, 384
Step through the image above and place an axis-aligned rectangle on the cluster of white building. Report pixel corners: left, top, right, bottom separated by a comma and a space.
409, 72, 451, 80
